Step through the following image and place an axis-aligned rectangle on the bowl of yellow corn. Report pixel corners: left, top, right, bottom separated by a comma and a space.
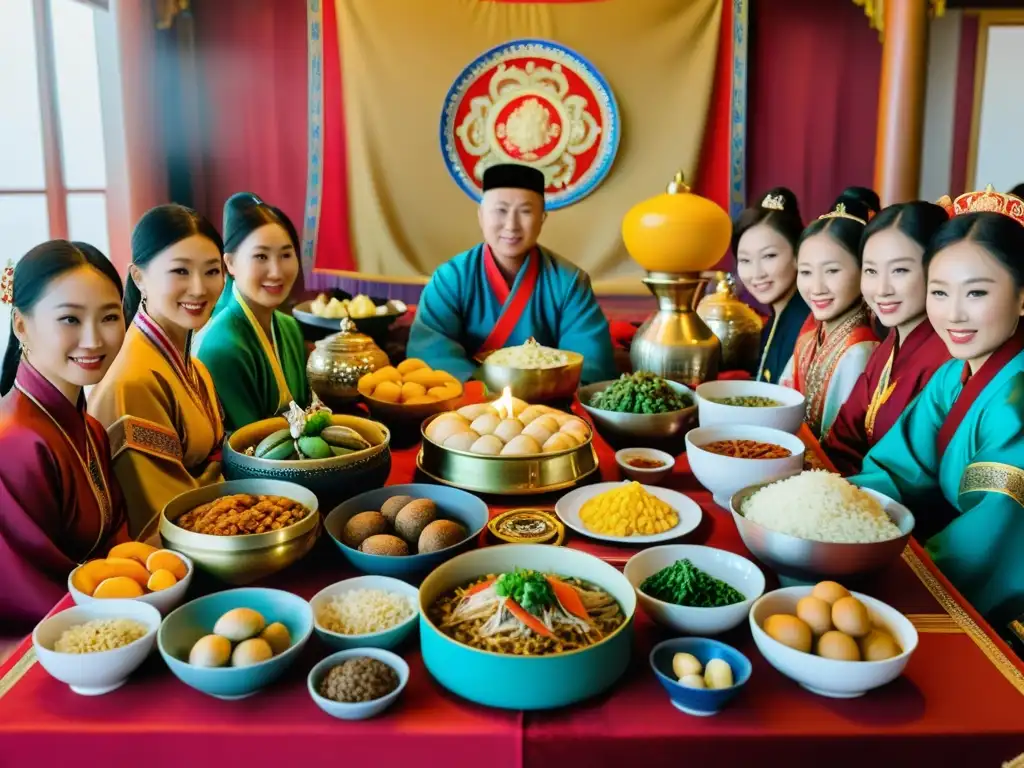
553, 481, 703, 544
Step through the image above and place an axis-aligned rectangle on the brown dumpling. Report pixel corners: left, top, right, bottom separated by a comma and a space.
342, 511, 388, 549
359, 534, 409, 556
417, 519, 467, 554
394, 499, 438, 546
380, 495, 414, 526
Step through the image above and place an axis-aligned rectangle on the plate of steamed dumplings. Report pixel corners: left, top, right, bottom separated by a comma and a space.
423, 402, 591, 457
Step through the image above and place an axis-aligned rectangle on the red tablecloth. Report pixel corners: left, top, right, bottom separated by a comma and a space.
2, 385, 1022, 767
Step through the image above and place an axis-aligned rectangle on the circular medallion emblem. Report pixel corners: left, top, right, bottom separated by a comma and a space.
441, 39, 620, 210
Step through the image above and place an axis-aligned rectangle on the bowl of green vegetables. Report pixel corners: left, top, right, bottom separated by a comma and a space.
624, 545, 765, 635
578, 373, 697, 452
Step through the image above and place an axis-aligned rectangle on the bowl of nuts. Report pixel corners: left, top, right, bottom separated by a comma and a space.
307, 648, 409, 720
159, 479, 320, 585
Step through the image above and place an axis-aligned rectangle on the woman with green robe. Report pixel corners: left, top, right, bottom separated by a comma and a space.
849, 197, 1024, 639
197, 193, 310, 431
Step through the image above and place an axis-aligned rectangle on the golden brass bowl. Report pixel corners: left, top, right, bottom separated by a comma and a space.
475, 351, 584, 403
417, 413, 599, 495
159, 479, 320, 585
222, 414, 392, 510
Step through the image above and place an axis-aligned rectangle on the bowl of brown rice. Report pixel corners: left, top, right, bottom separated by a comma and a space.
32, 600, 161, 695
729, 471, 915, 582
310, 575, 420, 651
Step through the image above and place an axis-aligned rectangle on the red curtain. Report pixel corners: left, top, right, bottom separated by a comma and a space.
188, 0, 308, 230
745, 0, 881, 221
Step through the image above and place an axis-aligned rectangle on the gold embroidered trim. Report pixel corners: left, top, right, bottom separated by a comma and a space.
906, 614, 964, 633
959, 462, 1024, 508
108, 416, 183, 462
0, 648, 35, 703
902, 548, 1024, 696
865, 344, 896, 440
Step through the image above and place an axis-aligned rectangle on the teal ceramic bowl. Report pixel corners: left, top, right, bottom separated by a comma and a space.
158, 588, 314, 699
324, 484, 489, 580
419, 544, 636, 710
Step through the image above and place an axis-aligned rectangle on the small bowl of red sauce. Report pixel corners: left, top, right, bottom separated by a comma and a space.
614, 448, 676, 484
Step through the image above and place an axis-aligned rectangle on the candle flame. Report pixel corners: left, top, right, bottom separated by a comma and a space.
495, 386, 515, 420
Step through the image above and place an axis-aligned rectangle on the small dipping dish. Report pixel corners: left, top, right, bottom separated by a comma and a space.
308, 648, 409, 720
650, 637, 751, 716
614, 448, 675, 484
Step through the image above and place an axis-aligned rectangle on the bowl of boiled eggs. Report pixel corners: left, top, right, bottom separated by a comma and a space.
749, 581, 918, 698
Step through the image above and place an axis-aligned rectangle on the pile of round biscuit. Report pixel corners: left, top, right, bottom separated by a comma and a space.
425, 401, 590, 456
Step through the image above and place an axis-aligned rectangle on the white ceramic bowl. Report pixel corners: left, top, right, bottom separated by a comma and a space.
695, 381, 805, 433
310, 575, 420, 651
624, 545, 765, 635
614, 447, 676, 484
749, 586, 918, 698
69, 553, 194, 616
307, 647, 409, 720
33, 600, 162, 695
686, 425, 805, 507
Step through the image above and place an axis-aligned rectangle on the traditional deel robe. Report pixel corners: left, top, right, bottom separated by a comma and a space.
89, 311, 225, 540
197, 284, 310, 432
824, 320, 950, 475
780, 302, 879, 439
756, 290, 810, 384
849, 328, 1024, 631
0, 362, 128, 630
407, 244, 619, 385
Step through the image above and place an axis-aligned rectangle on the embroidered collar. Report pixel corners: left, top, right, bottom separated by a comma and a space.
14, 361, 89, 453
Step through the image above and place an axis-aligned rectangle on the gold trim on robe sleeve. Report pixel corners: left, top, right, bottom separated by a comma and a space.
959, 461, 1024, 508
107, 416, 184, 463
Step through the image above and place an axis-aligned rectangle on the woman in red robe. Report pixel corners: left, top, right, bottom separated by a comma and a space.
824, 202, 952, 474
0, 241, 129, 632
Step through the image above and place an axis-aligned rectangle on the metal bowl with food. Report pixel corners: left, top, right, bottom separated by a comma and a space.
475, 341, 583, 404
695, 380, 805, 434
729, 477, 915, 582
293, 296, 407, 341
159, 479, 320, 585
222, 414, 391, 510
578, 377, 697, 453
419, 544, 637, 710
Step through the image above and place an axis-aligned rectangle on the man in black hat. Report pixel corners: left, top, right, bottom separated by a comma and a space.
407, 162, 617, 384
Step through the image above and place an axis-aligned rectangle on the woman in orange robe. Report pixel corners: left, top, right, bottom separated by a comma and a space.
825, 202, 952, 474
780, 188, 882, 439
0, 241, 129, 631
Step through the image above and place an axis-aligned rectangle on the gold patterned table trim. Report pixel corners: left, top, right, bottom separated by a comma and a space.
0, 648, 36, 703
907, 614, 964, 633
903, 549, 1024, 696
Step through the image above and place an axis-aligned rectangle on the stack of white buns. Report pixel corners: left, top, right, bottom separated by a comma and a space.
424, 399, 590, 456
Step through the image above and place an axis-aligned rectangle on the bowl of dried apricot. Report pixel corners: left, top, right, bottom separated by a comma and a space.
159, 479, 320, 586
69, 542, 194, 616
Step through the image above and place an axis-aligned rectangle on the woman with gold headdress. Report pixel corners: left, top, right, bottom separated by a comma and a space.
780, 188, 881, 438
90, 205, 226, 540
850, 187, 1024, 635
733, 187, 810, 384
823, 201, 951, 474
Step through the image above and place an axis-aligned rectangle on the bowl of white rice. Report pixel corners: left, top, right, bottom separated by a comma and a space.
729, 471, 914, 581
32, 599, 161, 695
310, 575, 420, 651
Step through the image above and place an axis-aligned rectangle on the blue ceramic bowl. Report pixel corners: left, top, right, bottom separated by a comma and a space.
324, 484, 489, 580
310, 575, 420, 651
649, 637, 751, 716
158, 588, 314, 699
419, 544, 636, 710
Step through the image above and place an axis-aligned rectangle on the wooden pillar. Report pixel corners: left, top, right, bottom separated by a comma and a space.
873, 0, 930, 206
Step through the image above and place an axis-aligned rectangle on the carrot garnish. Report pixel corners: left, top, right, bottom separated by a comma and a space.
546, 576, 589, 622
505, 597, 554, 637
463, 576, 497, 596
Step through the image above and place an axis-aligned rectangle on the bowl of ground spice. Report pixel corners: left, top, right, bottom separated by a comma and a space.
307, 648, 409, 720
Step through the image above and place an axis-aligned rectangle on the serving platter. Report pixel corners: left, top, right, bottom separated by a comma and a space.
292, 299, 406, 338
555, 481, 702, 544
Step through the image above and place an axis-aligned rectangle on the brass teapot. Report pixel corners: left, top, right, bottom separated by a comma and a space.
697, 272, 763, 373
306, 317, 389, 408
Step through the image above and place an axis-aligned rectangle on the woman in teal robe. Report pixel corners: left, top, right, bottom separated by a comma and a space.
198, 194, 309, 431
849, 208, 1024, 636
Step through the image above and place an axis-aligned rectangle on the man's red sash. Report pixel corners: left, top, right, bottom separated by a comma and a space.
936, 324, 1024, 455
477, 245, 539, 356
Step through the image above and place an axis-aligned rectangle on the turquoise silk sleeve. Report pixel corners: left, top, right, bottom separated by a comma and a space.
556, 271, 619, 385
407, 263, 477, 382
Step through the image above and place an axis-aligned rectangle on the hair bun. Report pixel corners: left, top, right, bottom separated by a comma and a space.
758, 186, 801, 220
832, 186, 880, 223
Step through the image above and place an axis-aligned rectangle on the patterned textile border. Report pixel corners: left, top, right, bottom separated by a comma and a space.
902, 547, 1024, 697
729, 0, 748, 219
301, 0, 325, 276
0, 649, 35, 702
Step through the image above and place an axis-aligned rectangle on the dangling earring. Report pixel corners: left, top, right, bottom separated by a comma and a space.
20, 341, 30, 360
140, 289, 148, 313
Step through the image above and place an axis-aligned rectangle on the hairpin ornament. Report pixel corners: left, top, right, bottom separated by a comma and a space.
818, 203, 866, 225
1, 260, 13, 306
761, 193, 786, 211
935, 195, 955, 219
952, 184, 1024, 226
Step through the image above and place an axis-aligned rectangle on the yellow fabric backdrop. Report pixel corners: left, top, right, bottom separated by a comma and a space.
336, 0, 722, 280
